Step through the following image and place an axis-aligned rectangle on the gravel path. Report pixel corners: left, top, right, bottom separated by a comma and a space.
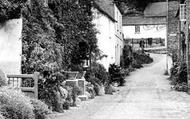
49, 54, 190, 119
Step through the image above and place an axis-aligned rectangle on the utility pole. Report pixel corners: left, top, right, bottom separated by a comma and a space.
186, 0, 190, 93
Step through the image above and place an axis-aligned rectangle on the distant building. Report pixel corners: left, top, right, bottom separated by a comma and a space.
92, 0, 123, 70
122, 2, 171, 49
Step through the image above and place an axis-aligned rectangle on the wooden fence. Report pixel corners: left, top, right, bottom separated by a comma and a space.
7, 72, 39, 99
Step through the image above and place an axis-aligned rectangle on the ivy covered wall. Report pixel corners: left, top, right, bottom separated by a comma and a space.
0, 0, 98, 74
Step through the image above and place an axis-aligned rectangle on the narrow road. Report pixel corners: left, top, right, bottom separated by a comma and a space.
50, 54, 190, 119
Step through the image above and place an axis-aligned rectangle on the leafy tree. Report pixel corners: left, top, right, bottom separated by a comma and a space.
21, 0, 98, 73
48, 0, 98, 69
0, 0, 26, 23
22, 0, 63, 73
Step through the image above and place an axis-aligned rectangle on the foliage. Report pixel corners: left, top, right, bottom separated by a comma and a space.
170, 62, 187, 84
108, 64, 125, 86
38, 71, 66, 112
170, 62, 179, 80
0, 88, 34, 119
85, 83, 96, 99
172, 82, 188, 92
21, 1, 98, 111
21, 0, 98, 74
133, 52, 153, 65
62, 100, 70, 110
105, 84, 116, 95
131, 52, 153, 69
122, 45, 133, 68
64, 85, 81, 107
171, 51, 178, 63
170, 62, 187, 92
30, 99, 52, 119
0, 0, 27, 23
91, 62, 109, 85
131, 59, 143, 69
85, 62, 109, 88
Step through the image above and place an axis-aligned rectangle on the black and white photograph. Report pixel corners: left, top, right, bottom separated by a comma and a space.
0, 0, 189, 119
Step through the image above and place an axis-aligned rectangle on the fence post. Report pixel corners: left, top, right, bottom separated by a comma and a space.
33, 72, 39, 99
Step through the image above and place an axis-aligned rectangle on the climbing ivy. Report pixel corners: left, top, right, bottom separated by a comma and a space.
0, 0, 26, 23
21, 0, 98, 73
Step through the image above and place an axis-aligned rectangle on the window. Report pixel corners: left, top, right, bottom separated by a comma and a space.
135, 25, 140, 34
180, 4, 186, 21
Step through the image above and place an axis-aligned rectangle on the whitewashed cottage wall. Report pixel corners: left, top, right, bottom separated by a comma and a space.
0, 18, 22, 74
114, 5, 123, 65
92, 8, 116, 70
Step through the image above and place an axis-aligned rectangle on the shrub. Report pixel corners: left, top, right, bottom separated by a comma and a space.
64, 85, 81, 107
172, 82, 188, 92
170, 62, 187, 84
30, 99, 52, 119
170, 62, 179, 80
85, 62, 109, 85
177, 63, 187, 83
170, 62, 187, 92
108, 64, 125, 86
0, 88, 34, 119
86, 83, 96, 99
62, 100, 70, 110
133, 52, 153, 65
131, 60, 143, 69
85, 62, 108, 95
38, 71, 66, 112
93, 82, 101, 96
122, 45, 133, 68
105, 85, 114, 95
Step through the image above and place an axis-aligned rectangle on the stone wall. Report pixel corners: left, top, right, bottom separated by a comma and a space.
0, 19, 22, 74
167, 1, 180, 57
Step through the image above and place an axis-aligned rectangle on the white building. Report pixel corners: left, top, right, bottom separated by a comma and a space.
0, 19, 22, 74
123, 25, 166, 39
92, 0, 123, 70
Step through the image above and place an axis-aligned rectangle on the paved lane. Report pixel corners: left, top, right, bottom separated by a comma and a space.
50, 54, 190, 119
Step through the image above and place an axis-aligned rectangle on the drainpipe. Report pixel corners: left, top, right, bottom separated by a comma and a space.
165, 0, 169, 75
186, 0, 190, 93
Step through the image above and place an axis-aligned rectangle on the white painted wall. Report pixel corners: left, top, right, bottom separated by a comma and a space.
0, 19, 22, 74
114, 5, 123, 65
123, 25, 166, 39
92, 8, 116, 70
92, 4, 124, 70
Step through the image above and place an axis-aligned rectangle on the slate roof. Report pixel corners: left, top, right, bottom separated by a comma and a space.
122, 1, 179, 26
93, 0, 116, 22
122, 16, 166, 25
